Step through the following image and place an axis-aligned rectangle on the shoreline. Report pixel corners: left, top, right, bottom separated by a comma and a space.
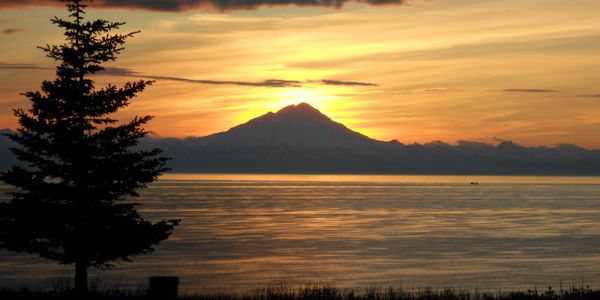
1, 284, 599, 300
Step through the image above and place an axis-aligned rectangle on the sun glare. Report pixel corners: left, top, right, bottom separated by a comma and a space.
234, 86, 345, 124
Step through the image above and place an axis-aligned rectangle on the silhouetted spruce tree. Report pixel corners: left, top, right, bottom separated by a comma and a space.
0, 0, 178, 293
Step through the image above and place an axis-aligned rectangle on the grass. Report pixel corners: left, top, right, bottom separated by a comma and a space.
1, 284, 600, 300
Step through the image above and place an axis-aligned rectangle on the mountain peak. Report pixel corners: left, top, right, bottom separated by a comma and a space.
274, 102, 325, 119
279, 102, 316, 111
201, 102, 379, 148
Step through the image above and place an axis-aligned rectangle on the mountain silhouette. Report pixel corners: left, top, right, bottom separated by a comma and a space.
2, 103, 600, 174
197, 103, 382, 149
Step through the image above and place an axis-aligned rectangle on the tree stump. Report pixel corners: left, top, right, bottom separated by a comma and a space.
149, 276, 179, 299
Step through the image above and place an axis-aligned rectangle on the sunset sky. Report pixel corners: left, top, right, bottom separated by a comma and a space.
1, 0, 600, 148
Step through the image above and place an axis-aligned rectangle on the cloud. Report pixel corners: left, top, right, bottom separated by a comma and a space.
104, 67, 378, 88
320, 79, 379, 87
0, 0, 410, 11
502, 89, 558, 93
2, 28, 26, 34
576, 94, 600, 98
104, 67, 303, 87
0, 64, 379, 88
0, 63, 50, 70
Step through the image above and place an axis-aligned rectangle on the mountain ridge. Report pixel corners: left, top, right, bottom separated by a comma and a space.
1, 103, 600, 174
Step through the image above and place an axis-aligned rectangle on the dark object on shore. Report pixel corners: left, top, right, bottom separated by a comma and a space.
149, 277, 179, 299
470, 182, 479, 185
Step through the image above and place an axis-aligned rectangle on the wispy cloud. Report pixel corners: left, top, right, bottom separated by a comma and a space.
320, 79, 379, 87
0, 0, 412, 11
576, 94, 600, 98
105, 68, 379, 88
2, 28, 26, 34
0, 63, 50, 70
503, 89, 558, 93
150, 76, 303, 88
105, 67, 304, 87
0, 64, 378, 88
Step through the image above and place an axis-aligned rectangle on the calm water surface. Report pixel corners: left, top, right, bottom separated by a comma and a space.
1, 174, 600, 292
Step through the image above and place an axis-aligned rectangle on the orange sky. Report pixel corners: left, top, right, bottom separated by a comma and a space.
1, 0, 600, 148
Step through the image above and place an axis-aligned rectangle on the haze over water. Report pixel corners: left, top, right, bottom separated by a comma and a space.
2, 174, 600, 293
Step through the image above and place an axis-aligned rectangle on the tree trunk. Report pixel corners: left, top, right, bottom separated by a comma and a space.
74, 261, 88, 293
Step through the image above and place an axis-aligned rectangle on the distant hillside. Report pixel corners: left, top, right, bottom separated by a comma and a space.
2, 103, 600, 175
0, 129, 17, 171
141, 103, 600, 175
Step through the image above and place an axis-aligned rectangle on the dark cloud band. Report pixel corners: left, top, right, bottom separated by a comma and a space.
2, 28, 27, 35
0, 63, 49, 70
503, 89, 557, 93
104, 67, 378, 87
0, 0, 409, 11
0, 64, 379, 88
105, 67, 303, 87
320, 79, 379, 87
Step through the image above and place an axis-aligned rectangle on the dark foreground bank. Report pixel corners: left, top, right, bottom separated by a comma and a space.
1, 285, 599, 300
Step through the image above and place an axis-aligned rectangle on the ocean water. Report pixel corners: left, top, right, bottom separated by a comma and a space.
1, 174, 600, 293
